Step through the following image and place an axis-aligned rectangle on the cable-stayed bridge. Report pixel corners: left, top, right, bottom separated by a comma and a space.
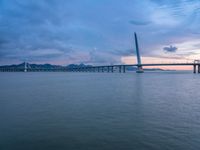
1, 33, 200, 73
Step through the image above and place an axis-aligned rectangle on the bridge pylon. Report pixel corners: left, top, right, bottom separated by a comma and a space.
134, 32, 144, 73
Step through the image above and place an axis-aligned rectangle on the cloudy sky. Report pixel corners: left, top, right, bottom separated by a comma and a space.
0, 0, 200, 67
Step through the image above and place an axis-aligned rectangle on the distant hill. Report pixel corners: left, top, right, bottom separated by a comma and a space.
0, 62, 92, 69
0, 63, 171, 71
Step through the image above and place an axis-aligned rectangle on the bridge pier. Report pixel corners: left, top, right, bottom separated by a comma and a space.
102, 67, 104, 72
198, 65, 200, 73
107, 66, 110, 72
119, 66, 122, 73
136, 66, 144, 73
111, 66, 114, 73
193, 65, 196, 74
123, 65, 126, 73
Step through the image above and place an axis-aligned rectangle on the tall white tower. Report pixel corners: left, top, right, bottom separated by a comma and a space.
24, 62, 27, 72
134, 32, 144, 73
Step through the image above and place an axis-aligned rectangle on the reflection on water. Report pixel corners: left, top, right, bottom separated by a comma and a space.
0, 72, 200, 150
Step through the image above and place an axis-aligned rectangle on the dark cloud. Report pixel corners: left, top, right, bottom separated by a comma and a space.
129, 20, 151, 26
0, 0, 72, 61
163, 45, 178, 53
110, 49, 135, 56
83, 50, 119, 64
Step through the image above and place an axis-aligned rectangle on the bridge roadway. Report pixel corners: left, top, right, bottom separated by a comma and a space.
1, 63, 200, 73
77, 63, 200, 73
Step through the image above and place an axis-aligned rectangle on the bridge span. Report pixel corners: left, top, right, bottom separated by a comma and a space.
1, 63, 200, 73
56, 63, 200, 74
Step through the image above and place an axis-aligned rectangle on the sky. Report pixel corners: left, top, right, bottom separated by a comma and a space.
0, 0, 200, 69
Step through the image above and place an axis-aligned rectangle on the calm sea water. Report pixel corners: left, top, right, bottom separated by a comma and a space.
0, 72, 200, 150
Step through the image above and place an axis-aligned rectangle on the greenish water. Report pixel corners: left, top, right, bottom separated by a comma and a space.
0, 72, 200, 150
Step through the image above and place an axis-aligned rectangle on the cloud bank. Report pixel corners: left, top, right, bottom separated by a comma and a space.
0, 0, 200, 65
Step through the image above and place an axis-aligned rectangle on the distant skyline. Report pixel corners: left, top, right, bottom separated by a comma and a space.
0, 0, 200, 70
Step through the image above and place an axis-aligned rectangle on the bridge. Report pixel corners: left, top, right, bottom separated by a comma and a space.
1, 33, 200, 73
69, 33, 200, 74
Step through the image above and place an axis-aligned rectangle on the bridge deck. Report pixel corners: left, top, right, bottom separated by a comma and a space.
90, 63, 200, 68
1, 63, 200, 73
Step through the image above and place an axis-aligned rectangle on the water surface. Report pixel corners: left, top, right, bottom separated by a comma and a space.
0, 72, 200, 150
